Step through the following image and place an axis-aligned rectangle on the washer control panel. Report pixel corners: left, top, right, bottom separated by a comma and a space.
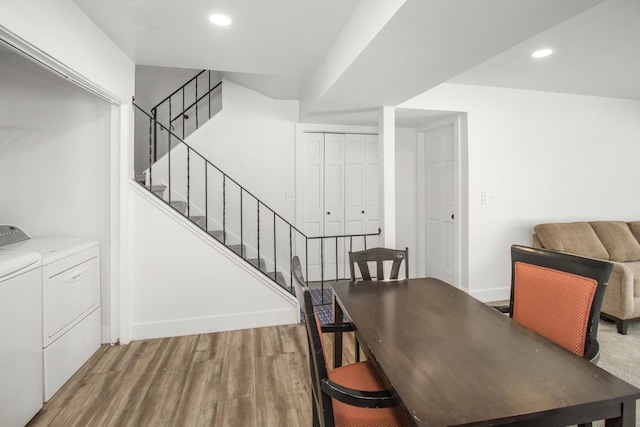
0, 225, 30, 247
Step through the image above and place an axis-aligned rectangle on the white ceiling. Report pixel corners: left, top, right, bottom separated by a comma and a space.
72, 0, 640, 123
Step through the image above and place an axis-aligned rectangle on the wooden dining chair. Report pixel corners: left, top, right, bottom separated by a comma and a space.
291, 256, 408, 427
349, 247, 409, 281
348, 247, 408, 361
503, 245, 613, 363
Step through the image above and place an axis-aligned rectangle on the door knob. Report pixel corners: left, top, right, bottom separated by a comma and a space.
361, 210, 365, 214
327, 212, 330, 215
451, 214, 455, 219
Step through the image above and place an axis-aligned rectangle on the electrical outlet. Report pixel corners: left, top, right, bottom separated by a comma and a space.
286, 192, 296, 202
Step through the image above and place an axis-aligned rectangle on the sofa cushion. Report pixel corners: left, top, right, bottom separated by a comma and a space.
590, 221, 640, 262
626, 261, 640, 297
534, 222, 609, 260
627, 221, 640, 244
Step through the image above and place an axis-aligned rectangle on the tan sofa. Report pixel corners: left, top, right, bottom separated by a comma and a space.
532, 221, 640, 334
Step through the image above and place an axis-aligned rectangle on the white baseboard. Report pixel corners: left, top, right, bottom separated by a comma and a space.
130, 307, 299, 341
468, 287, 510, 303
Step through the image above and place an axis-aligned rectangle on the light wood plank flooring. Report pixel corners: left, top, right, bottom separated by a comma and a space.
27, 324, 359, 427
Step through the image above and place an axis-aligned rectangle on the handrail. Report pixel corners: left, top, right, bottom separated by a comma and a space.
134, 99, 381, 301
149, 69, 222, 161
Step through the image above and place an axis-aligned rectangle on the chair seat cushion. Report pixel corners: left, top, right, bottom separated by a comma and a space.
329, 361, 408, 426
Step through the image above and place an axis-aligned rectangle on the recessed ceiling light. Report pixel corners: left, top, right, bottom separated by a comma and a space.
209, 14, 232, 26
531, 49, 553, 58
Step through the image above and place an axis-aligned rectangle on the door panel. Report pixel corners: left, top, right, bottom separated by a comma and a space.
425, 125, 455, 284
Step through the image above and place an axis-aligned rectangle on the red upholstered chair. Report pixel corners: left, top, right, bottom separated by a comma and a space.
349, 247, 408, 282
291, 256, 408, 427
504, 245, 613, 363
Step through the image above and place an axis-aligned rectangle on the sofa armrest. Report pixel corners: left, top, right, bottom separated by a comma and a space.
600, 261, 635, 320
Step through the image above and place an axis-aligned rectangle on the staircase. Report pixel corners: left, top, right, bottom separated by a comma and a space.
141, 180, 288, 288
134, 71, 380, 300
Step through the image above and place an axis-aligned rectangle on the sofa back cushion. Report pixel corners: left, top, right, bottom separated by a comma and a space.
534, 222, 609, 260
590, 221, 640, 262
627, 221, 640, 244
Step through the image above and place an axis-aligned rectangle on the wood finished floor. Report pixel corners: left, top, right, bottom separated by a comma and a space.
27, 324, 359, 427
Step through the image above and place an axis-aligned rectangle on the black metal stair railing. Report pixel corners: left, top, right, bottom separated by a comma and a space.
150, 70, 222, 163
134, 101, 381, 305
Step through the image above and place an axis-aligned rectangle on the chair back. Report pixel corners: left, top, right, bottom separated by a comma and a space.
292, 256, 335, 427
509, 245, 613, 361
349, 247, 408, 281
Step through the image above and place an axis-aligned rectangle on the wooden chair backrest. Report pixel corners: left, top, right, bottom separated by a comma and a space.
292, 256, 335, 426
349, 247, 408, 281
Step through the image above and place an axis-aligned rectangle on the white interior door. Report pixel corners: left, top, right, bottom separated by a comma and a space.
302, 133, 324, 280
323, 134, 345, 280
425, 124, 455, 284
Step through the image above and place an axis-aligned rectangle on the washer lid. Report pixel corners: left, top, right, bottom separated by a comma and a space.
0, 252, 41, 280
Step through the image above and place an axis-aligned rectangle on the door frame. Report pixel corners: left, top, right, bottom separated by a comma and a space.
416, 114, 467, 290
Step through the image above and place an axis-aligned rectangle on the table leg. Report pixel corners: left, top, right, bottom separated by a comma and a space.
332, 293, 343, 368
605, 399, 636, 427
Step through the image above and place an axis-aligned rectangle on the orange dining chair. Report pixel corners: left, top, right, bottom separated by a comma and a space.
349, 247, 409, 282
291, 256, 408, 427
501, 245, 613, 363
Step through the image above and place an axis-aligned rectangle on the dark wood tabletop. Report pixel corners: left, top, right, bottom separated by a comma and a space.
331, 278, 640, 427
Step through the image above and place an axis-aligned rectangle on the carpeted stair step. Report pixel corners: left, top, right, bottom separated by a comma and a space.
150, 185, 167, 198
228, 244, 246, 257
189, 215, 206, 229
207, 230, 226, 242
170, 200, 187, 214
267, 271, 287, 288
248, 258, 266, 272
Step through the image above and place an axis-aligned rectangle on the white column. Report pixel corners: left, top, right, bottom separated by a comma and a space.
378, 106, 396, 248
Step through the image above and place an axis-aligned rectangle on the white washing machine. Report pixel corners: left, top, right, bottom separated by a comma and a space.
0, 225, 101, 404
0, 248, 43, 426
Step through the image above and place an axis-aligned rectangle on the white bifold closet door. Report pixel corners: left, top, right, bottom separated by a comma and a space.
302, 132, 379, 281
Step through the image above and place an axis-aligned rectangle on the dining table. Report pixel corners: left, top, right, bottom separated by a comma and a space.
331, 277, 640, 426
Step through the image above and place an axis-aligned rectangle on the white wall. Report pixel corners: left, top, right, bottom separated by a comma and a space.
401, 83, 640, 301
0, 0, 134, 102
395, 127, 418, 277
129, 184, 298, 339
1, 0, 136, 343
0, 48, 112, 337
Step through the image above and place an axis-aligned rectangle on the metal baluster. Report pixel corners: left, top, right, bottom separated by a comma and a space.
195, 77, 199, 130
273, 213, 277, 286
168, 125, 172, 205
240, 188, 243, 252
289, 225, 293, 292
182, 88, 185, 139
335, 237, 338, 283
208, 70, 211, 119
187, 148, 190, 217
147, 116, 153, 190
152, 109, 157, 163
305, 239, 309, 286
222, 175, 226, 244
205, 163, 208, 231
321, 238, 325, 294
257, 201, 260, 263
